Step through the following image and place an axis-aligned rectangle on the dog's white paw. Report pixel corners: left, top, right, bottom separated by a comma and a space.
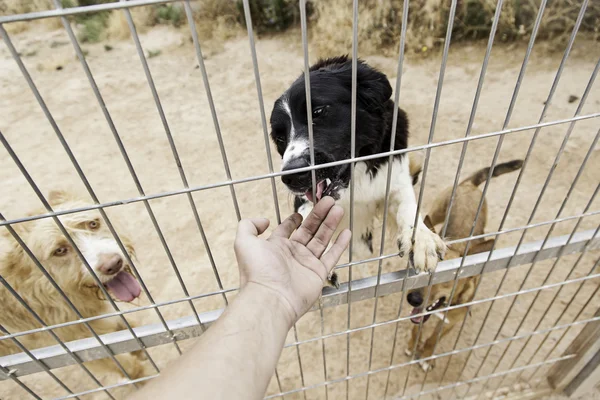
404, 348, 413, 357
419, 360, 434, 372
397, 223, 446, 273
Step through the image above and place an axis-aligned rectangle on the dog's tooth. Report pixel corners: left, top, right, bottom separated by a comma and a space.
326, 178, 331, 186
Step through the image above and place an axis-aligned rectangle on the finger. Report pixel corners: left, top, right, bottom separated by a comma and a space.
270, 213, 302, 239
236, 218, 270, 240
291, 196, 336, 245
306, 205, 345, 258
320, 229, 352, 272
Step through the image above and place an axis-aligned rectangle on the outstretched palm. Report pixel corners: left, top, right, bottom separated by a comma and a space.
234, 197, 351, 321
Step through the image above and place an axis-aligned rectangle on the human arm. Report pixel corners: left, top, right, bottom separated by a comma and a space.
129, 197, 351, 399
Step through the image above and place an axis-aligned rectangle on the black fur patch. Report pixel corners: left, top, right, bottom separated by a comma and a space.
361, 230, 374, 254
270, 55, 409, 196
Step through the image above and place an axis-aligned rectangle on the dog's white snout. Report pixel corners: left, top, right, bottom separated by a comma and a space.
80, 236, 124, 276
282, 139, 310, 169
96, 253, 123, 276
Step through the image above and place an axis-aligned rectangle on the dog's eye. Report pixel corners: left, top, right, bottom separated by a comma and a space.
312, 106, 326, 118
54, 247, 69, 257
88, 220, 100, 230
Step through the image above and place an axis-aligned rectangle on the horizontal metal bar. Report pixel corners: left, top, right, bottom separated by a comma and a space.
400, 356, 573, 400
0, 0, 184, 24
2, 222, 595, 344
3, 206, 593, 344
322, 228, 599, 305
1, 112, 598, 229
0, 288, 237, 342
264, 353, 574, 399
300, 260, 600, 349
55, 374, 159, 400
444, 209, 600, 246
1, 229, 596, 378
49, 317, 591, 400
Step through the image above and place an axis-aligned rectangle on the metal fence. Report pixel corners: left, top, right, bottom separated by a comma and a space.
0, 0, 599, 399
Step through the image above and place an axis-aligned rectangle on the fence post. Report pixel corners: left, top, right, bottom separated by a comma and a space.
548, 308, 600, 397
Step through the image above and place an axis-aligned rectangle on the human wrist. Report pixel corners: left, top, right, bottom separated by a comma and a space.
239, 282, 296, 330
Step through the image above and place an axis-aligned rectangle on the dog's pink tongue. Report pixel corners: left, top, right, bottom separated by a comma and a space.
305, 181, 326, 203
105, 271, 141, 302
410, 307, 423, 324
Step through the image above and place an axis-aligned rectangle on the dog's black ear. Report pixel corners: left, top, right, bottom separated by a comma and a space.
356, 62, 393, 111
309, 57, 392, 110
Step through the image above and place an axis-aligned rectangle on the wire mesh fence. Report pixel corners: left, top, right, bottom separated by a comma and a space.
0, 0, 599, 399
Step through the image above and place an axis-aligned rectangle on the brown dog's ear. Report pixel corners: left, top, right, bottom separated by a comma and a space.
454, 278, 476, 305
467, 239, 495, 255
48, 190, 70, 206
423, 215, 436, 234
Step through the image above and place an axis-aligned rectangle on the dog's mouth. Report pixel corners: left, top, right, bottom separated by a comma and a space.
103, 267, 141, 302
304, 178, 345, 203
410, 296, 446, 324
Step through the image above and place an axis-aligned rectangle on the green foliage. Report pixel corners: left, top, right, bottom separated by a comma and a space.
236, 0, 309, 34
154, 4, 184, 27
78, 13, 109, 42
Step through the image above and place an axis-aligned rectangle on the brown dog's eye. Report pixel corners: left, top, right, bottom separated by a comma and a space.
54, 247, 69, 257
88, 220, 100, 230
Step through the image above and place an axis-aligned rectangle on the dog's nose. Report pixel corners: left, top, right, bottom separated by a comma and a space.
407, 291, 423, 307
97, 253, 123, 275
282, 158, 311, 188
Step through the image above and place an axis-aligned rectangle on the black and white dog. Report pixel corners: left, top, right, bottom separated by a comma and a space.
269, 56, 446, 286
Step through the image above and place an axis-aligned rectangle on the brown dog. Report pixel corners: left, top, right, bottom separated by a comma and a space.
405, 160, 523, 370
0, 191, 150, 388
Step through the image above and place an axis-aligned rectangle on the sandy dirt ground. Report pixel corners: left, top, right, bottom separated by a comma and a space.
0, 21, 599, 400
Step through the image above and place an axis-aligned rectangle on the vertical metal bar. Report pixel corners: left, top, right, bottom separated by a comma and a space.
479, 182, 600, 398
459, 56, 599, 398
440, 35, 595, 400
299, 2, 328, 399
0, 324, 77, 398
401, 0, 458, 395
529, 260, 600, 387
489, 220, 600, 396
381, 3, 412, 397
239, 2, 293, 394
346, 1, 359, 398
291, 323, 307, 400
240, 0, 282, 224
182, 0, 241, 222
121, 4, 228, 306
415, 0, 504, 392
50, 0, 186, 353
0, 134, 141, 383
365, 0, 410, 396
439, 0, 587, 382
0, 273, 115, 399
1, 25, 160, 375
439, 0, 503, 239
410, 0, 458, 238
436, 0, 583, 391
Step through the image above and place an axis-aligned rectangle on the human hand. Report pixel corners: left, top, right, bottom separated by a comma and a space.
234, 197, 351, 326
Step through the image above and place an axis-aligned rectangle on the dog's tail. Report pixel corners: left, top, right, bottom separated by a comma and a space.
466, 159, 523, 187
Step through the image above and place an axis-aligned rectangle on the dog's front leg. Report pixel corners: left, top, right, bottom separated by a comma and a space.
392, 158, 446, 273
